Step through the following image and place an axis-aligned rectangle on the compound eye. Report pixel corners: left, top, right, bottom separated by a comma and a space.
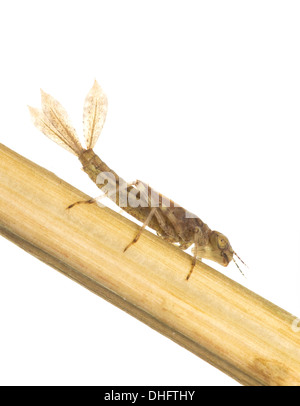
217, 235, 228, 249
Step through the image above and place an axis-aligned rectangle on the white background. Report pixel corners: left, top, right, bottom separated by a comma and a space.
0, 0, 299, 386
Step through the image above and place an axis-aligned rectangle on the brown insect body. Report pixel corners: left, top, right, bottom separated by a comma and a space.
78, 148, 234, 279
29, 81, 239, 279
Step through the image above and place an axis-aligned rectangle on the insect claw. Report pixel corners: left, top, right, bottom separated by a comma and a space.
123, 243, 131, 252
66, 202, 76, 210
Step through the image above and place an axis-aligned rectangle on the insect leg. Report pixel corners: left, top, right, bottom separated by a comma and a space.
178, 241, 193, 250
186, 227, 202, 281
154, 209, 178, 243
67, 198, 97, 209
123, 207, 157, 252
66, 191, 109, 210
67, 175, 130, 211
130, 180, 180, 244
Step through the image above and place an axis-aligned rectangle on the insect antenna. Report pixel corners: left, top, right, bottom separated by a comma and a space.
234, 251, 248, 268
232, 256, 246, 278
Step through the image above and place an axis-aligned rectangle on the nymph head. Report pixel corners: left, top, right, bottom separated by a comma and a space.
202, 230, 234, 266
195, 230, 246, 276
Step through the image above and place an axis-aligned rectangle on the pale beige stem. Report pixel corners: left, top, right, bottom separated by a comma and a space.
0, 142, 299, 386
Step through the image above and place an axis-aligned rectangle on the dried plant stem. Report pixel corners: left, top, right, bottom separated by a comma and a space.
0, 142, 299, 386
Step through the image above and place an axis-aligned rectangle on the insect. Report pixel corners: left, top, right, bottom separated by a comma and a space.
29, 81, 246, 280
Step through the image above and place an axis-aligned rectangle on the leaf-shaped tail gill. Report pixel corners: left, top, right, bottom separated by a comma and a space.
28, 90, 84, 156
83, 80, 108, 150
